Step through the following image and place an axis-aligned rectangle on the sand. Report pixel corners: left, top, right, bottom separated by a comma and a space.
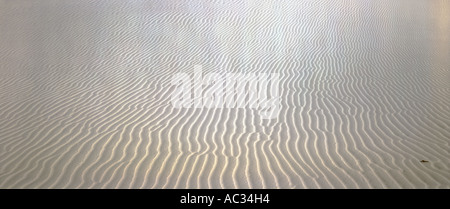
0, 0, 449, 188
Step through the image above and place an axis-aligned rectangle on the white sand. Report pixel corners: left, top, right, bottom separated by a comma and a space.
0, 0, 449, 188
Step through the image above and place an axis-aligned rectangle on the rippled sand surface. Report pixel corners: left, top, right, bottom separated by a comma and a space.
0, 0, 449, 188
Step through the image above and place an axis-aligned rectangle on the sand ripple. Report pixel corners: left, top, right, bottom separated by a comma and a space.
0, 0, 449, 188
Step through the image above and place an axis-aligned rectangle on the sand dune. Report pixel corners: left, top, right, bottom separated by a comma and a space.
0, 0, 449, 188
